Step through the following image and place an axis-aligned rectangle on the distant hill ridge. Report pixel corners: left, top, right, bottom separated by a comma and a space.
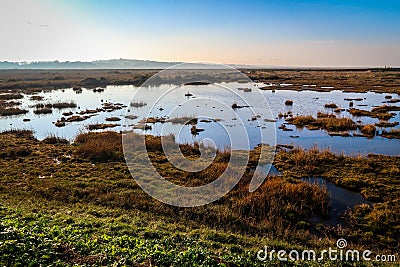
0, 59, 182, 69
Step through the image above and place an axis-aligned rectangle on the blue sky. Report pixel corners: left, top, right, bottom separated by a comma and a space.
1, 0, 400, 66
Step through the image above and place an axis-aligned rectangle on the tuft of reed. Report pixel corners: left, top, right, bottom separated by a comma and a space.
35, 102, 76, 109
0, 93, 23, 100
167, 116, 197, 125
324, 102, 338, 108
287, 115, 356, 131
360, 124, 376, 136
348, 108, 371, 117
105, 117, 121, 122
130, 101, 147, 108
234, 177, 330, 223
0, 100, 21, 107
1, 129, 34, 138
371, 105, 400, 113
375, 121, 399, 128
33, 108, 52, 114
317, 112, 335, 118
381, 128, 400, 139
318, 117, 356, 131
87, 123, 118, 130
52, 102, 77, 109
0, 107, 28, 116
30, 95, 44, 101
74, 131, 123, 162
42, 134, 69, 144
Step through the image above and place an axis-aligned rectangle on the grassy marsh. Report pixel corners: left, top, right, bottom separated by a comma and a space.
1, 68, 400, 265
248, 69, 400, 94
0, 130, 398, 266
286, 115, 357, 132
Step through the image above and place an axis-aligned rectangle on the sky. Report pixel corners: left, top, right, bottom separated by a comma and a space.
0, 0, 399, 67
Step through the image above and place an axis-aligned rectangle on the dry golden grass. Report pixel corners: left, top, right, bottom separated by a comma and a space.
287, 115, 357, 131
0, 93, 23, 100
381, 128, 400, 139
324, 103, 338, 108
0, 107, 28, 116
74, 131, 123, 162
360, 124, 377, 136
371, 105, 400, 113
1, 130, 399, 253
349, 106, 398, 121
247, 69, 400, 94
33, 108, 52, 114
0, 69, 155, 93
87, 123, 118, 130
234, 177, 329, 224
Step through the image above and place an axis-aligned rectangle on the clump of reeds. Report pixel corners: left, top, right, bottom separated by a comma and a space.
105, 117, 121, 122
191, 125, 204, 135
381, 128, 400, 139
375, 121, 399, 128
0, 100, 21, 107
287, 115, 356, 131
234, 177, 329, 223
371, 105, 400, 113
74, 131, 123, 162
1, 129, 34, 138
317, 112, 335, 118
360, 124, 376, 136
372, 113, 394, 120
52, 102, 77, 109
167, 116, 197, 125
34, 103, 53, 109
33, 108, 52, 114
144, 134, 175, 152
324, 102, 338, 108
35, 102, 76, 109
140, 117, 166, 124
42, 134, 69, 144
348, 107, 394, 121
0, 93, 23, 100
30, 95, 44, 101
87, 123, 118, 130
0, 107, 28, 116
319, 117, 356, 131
130, 101, 147, 108
285, 100, 293, 105
290, 115, 316, 126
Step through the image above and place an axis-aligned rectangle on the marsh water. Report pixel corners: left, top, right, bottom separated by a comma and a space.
301, 177, 374, 225
1, 83, 394, 225
1, 82, 399, 155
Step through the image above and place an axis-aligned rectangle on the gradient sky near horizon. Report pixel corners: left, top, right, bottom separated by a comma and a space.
1, 0, 400, 67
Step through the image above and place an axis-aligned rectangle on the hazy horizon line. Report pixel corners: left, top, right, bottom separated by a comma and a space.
0, 58, 398, 69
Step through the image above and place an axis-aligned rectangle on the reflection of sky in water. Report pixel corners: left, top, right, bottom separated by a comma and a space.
302, 177, 374, 225
1, 83, 399, 155
127, 82, 273, 151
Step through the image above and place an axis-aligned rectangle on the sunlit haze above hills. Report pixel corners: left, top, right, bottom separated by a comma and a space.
1, 0, 400, 67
